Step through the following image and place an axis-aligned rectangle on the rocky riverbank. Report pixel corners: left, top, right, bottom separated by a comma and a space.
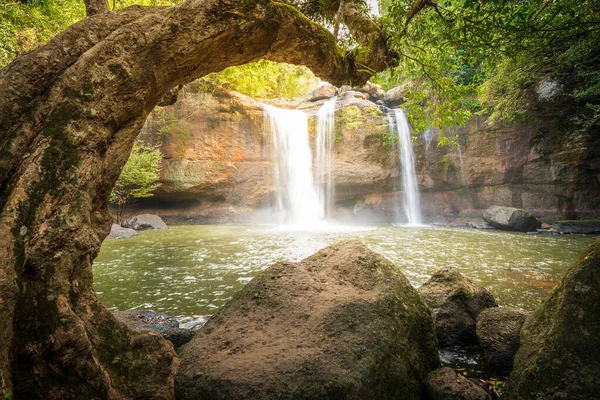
112, 237, 600, 399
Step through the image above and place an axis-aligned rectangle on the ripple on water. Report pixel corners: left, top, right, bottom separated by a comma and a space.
93, 224, 594, 321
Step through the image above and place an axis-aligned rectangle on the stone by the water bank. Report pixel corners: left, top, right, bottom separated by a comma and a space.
552, 219, 600, 234
418, 267, 498, 348
423, 367, 489, 400
114, 310, 179, 333
114, 310, 196, 349
107, 223, 138, 239
483, 206, 541, 232
476, 307, 529, 377
176, 240, 439, 400
122, 213, 167, 231
504, 237, 600, 399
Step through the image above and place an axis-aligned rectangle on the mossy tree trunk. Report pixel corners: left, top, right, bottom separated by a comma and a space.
0, 1, 395, 398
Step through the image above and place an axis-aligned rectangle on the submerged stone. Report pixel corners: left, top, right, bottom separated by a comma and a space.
176, 240, 439, 400
504, 237, 600, 399
114, 310, 179, 333
418, 267, 497, 348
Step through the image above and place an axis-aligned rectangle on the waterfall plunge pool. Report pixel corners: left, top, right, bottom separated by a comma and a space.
93, 224, 593, 325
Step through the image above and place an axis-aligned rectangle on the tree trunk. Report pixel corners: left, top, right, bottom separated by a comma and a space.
84, 0, 110, 16
0, 1, 395, 398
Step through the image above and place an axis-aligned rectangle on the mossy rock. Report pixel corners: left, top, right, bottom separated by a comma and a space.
504, 237, 600, 399
176, 240, 439, 400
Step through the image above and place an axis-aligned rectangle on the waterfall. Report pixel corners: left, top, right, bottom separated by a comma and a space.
393, 109, 423, 225
263, 105, 322, 224
315, 97, 337, 218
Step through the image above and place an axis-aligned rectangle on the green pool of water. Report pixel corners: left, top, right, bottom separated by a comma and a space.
93, 224, 594, 324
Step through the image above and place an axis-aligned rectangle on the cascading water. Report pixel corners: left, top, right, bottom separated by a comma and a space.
263, 104, 322, 224
392, 109, 423, 225
315, 97, 337, 218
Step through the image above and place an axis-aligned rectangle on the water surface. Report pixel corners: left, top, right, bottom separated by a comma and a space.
93, 224, 593, 324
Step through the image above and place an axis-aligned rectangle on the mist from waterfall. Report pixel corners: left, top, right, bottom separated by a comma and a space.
392, 109, 423, 225
264, 104, 322, 224
315, 97, 337, 218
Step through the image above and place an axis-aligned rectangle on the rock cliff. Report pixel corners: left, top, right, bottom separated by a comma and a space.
131, 81, 600, 222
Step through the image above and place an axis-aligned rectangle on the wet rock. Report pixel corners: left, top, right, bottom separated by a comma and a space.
552, 219, 600, 234
384, 85, 407, 106
122, 213, 167, 231
176, 240, 439, 400
504, 237, 600, 400
482, 206, 541, 232
107, 223, 138, 239
423, 367, 489, 400
476, 307, 529, 376
418, 267, 498, 348
466, 220, 492, 230
535, 229, 560, 235
162, 328, 196, 348
114, 310, 179, 334
307, 84, 337, 101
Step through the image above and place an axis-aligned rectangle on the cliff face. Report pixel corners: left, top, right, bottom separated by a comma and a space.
418, 116, 600, 220
133, 82, 600, 223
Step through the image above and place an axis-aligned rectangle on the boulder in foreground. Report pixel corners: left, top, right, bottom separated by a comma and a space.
176, 240, 439, 400
483, 206, 541, 232
476, 307, 529, 376
122, 213, 167, 231
418, 267, 497, 348
504, 237, 600, 399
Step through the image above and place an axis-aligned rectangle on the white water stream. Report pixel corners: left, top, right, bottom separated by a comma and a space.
264, 100, 338, 224
393, 109, 423, 225
264, 105, 321, 224
315, 97, 337, 218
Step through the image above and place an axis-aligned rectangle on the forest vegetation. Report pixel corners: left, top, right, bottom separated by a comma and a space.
2, 0, 599, 135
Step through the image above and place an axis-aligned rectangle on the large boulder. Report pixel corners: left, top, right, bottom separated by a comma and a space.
423, 367, 489, 400
176, 241, 439, 400
122, 213, 167, 230
476, 307, 529, 376
418, 267, 498, 347
504, 237, 600, 399
482, 206, 541, 232
552, 219, 600, 234
106, 223, 138, 239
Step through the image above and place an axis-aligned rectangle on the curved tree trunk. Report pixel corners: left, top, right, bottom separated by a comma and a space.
0, 0, 395, 398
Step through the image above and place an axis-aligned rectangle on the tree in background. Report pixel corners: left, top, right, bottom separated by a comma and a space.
110, 142, 162, 223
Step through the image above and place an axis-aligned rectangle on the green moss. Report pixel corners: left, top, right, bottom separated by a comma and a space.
108, 63, 128, 80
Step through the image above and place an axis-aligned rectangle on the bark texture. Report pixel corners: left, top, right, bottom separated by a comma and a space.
0, 1, 394, 398
85, 0, 111, 16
